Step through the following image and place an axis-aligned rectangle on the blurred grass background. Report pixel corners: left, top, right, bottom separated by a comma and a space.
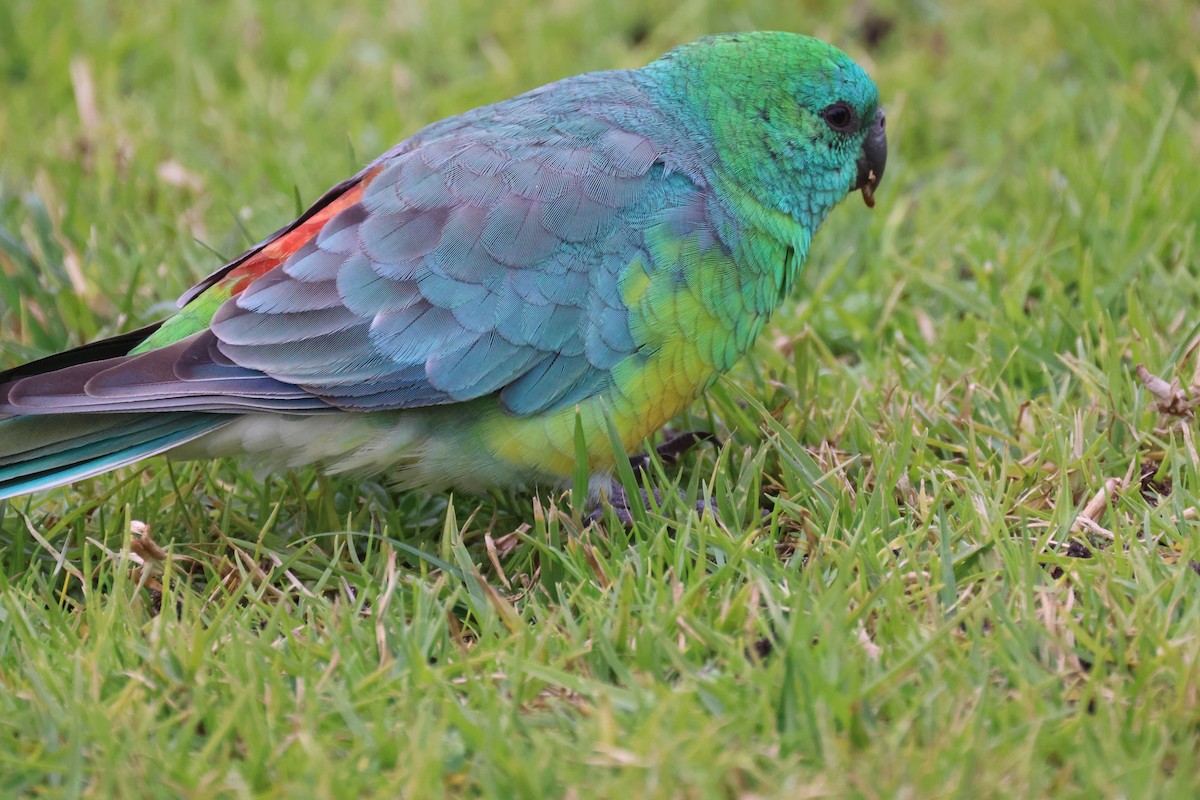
1, 0, 1198, 796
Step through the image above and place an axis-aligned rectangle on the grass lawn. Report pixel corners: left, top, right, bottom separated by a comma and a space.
1, 0, 1198, 796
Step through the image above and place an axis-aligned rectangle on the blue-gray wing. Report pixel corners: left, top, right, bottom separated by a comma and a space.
209, 80, 703, 415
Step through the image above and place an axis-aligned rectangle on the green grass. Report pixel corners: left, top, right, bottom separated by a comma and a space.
2, 0, 1199, 796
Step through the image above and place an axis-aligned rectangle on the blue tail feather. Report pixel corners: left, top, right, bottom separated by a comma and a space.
0, 413, 230, 500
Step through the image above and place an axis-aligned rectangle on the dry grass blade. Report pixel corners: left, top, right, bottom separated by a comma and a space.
1136, 364, 1197, 419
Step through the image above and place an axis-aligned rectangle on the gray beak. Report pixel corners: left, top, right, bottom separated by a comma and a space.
853, 107, 887, 208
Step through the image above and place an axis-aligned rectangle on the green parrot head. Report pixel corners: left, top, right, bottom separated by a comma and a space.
649, 31, 887, 225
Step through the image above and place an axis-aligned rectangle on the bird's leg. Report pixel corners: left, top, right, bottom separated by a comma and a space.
584, 483, 653, 527
627, 430, 718, 477
586, 430, 719, 526
584, 481, 717, 526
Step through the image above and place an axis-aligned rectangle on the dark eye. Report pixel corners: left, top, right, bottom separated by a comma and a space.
820, 102, 856, 133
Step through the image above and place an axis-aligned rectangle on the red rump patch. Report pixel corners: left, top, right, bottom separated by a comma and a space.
218, 166, 381, 297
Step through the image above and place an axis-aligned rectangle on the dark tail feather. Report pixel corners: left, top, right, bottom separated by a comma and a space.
0, 321, 163, 384
0, 412, 230, 500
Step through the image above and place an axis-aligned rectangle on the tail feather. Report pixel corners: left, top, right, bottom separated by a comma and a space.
0, 413, 204, 462
1, 319, 268, 501
0, 413, 231, 500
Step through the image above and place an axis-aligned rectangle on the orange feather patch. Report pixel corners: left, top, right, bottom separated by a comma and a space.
219, 166, 380, 297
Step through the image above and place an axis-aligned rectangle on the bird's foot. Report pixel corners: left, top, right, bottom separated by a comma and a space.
583, 430, 719, 526
584, 482, 714, 527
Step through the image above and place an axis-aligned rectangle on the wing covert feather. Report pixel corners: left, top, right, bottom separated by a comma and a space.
210, 86, 705, 416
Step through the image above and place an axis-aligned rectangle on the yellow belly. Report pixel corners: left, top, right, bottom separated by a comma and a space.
482, 335, 717, 478
482, 222, 786, 481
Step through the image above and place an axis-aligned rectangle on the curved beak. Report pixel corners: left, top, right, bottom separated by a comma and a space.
853, 108, 887, 208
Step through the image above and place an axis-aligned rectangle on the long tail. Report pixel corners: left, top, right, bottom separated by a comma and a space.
0, 170, 372, 502
0, 325, 322, 501
0, 321, 251, 501
0, 412, 230, 500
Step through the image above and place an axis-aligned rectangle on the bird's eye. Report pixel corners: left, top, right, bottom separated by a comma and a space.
820, 102, 856, 133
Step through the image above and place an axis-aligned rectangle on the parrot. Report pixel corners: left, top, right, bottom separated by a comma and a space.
0, 31, 886, 504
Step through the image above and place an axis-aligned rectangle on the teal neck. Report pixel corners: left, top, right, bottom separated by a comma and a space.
636, 69, 845, 317
640, 44, 856, 234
